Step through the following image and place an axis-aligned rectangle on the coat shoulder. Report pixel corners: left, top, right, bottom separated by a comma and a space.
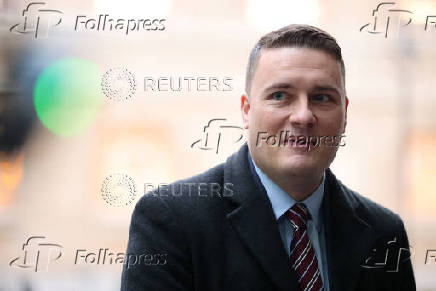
334, 176, 402, 230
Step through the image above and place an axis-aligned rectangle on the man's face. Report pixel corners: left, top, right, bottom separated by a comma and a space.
241, 47, 348, 178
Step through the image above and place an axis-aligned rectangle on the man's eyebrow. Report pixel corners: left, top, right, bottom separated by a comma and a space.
313, 85, 341, 95
262, 83, 342, 95
263, 83, 295, 92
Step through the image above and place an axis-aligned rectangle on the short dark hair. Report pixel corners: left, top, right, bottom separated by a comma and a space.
245, 24, 345, 96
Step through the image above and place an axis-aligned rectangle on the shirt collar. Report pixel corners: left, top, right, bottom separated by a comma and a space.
249, 154, 325, 230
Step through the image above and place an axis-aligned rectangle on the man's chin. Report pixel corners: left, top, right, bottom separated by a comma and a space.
277, 159, 320, 176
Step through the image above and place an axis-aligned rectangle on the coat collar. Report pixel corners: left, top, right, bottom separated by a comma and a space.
224, 144, 374, 291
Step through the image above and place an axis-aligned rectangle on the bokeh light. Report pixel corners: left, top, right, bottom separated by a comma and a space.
33, 58, 103, 137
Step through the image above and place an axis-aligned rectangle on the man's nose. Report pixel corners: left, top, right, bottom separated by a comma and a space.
288, 96, 315, 128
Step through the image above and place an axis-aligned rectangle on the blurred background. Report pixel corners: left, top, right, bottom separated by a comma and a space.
0, 0, 435, 290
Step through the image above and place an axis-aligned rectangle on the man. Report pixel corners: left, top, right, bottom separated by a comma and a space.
120, 24, 415, 291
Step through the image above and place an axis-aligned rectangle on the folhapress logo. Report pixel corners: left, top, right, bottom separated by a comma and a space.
9, 2, 63, 39
9, 236, 63, 272
9, 236, 167, 271
10, 2, 167, 39
74, 15, 166, 35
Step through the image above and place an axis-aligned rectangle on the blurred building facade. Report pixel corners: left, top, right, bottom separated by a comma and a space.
1, 0, 436, 290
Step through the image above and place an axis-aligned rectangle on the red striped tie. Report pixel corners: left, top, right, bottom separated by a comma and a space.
287, 203, 324, 291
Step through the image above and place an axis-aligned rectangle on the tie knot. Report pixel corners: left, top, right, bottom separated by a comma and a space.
287, 203, 311, 229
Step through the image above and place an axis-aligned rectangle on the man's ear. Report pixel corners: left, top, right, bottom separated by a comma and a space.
241, 94, 250, 129
343, 96, 349, 133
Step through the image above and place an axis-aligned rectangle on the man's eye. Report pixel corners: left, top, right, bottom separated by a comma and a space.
271, 91, 286, 100
311, 94, 330, 102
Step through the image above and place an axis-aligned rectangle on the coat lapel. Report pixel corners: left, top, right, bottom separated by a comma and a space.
322, 169, 374, 291
224, 144, 300, 291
